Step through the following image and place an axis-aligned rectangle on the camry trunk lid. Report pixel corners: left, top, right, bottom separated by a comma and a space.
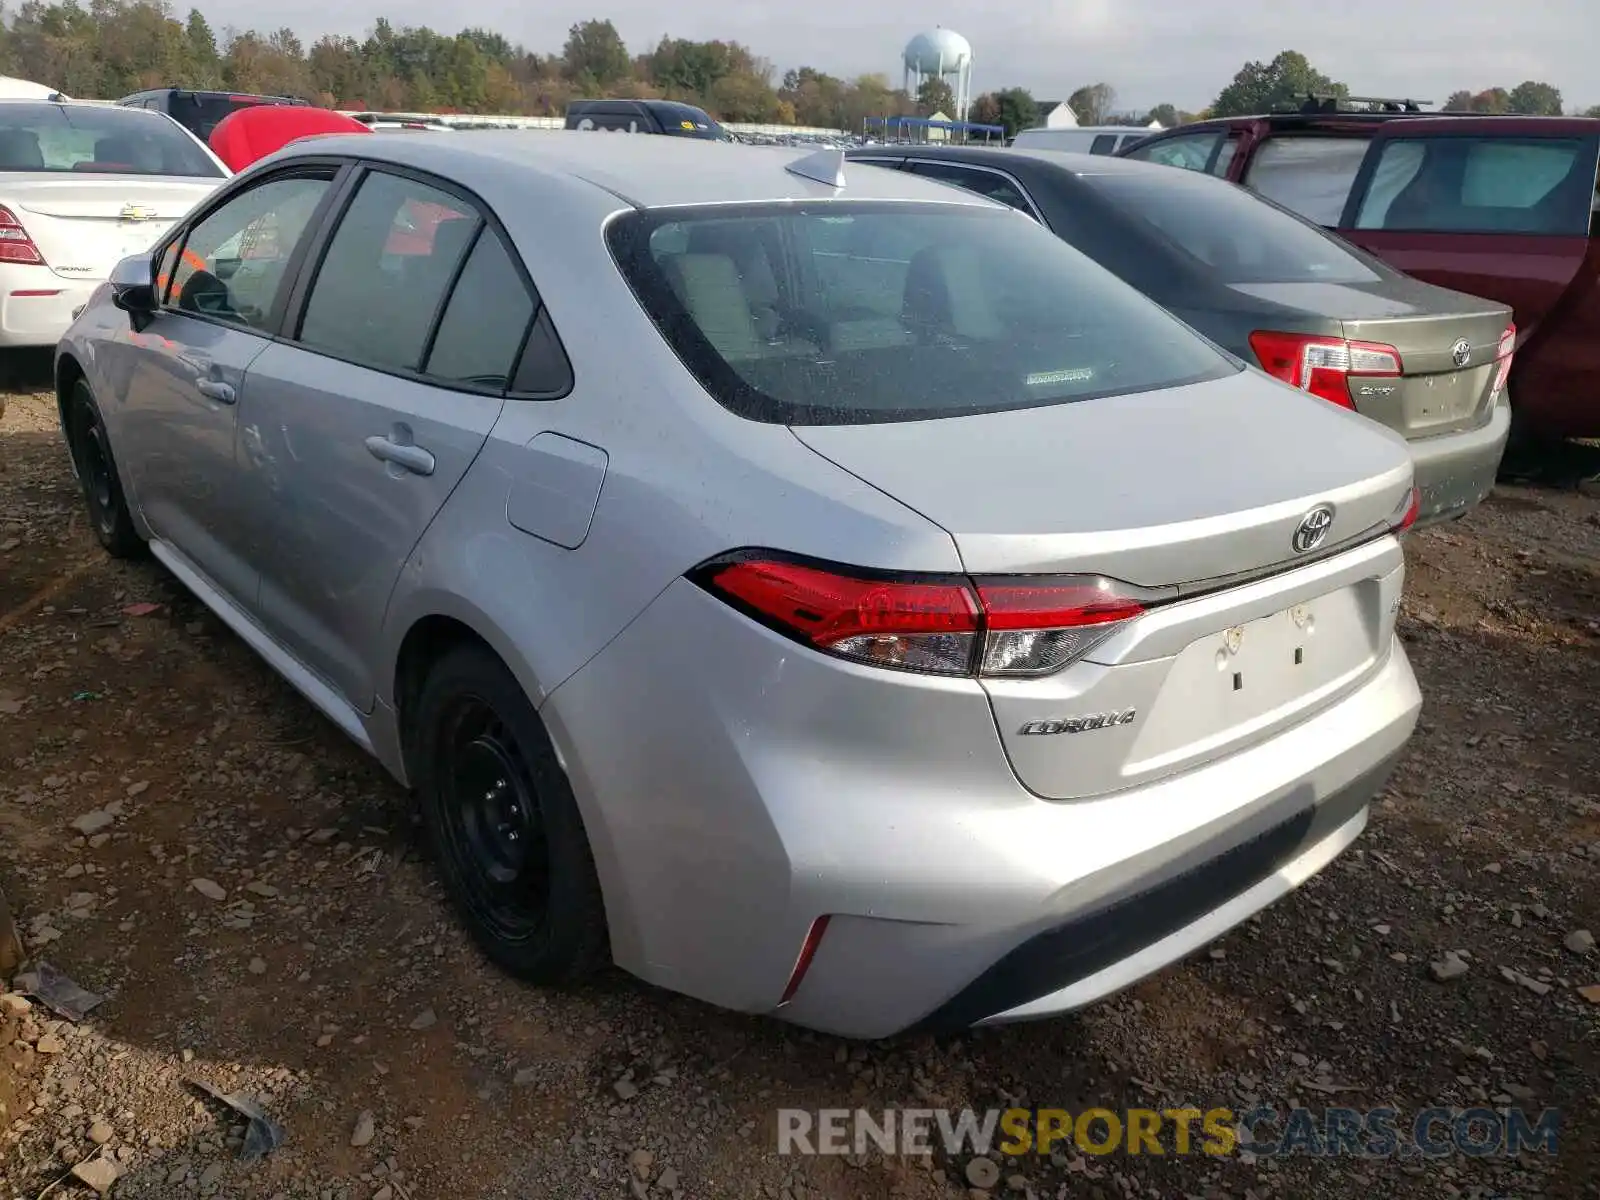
1230, 277, 1514, 438
792, 368, 1415, 802
4, 177, 218, 282
791, 367, 1413, 587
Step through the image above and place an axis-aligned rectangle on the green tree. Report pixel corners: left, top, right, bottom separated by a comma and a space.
1584, 105, 1600, 119
1443, 89, 1474, 111
185, 8, 220, 87
1211, 50, 1345, 117
561, 18, 630, 91
1068, 82, 1114, 125
1508, 80, 1563, 115
1144, 102, 1178, 128
968, 92, 1002, 129
992, 87, 1037, 137
915, 76, 954, 116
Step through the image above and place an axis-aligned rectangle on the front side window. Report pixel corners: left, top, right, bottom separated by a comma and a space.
1122, 130, 1222, 172
1354, 136, 1595, 235
167, 173, 331, 330
298, 171, 478, 372
608, 202, 1235, 425
1082, 171, 1381, 285
0, 102, 222, 177
1243, 136, 1370, 226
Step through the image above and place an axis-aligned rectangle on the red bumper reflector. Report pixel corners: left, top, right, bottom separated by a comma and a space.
778, 915, 831, 1006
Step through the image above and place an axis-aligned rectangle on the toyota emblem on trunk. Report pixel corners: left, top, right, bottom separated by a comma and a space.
1450, 338, 1471, 367
1292, 505, 1335, 553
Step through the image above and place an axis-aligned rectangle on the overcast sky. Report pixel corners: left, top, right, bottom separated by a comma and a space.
198, 0, 1595, 113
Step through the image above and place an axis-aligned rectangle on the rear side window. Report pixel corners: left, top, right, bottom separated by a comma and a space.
608, 202, 1234, 425
423, 229, 535, 388
1243, 136, 1369, 226
1122, 130, 1221, 172
1082, 172, 1381, 285
1354, 136, 1596, 235
299, 172, 478, 372
904, 162, 1037, 218
1090, 134, 1118, 155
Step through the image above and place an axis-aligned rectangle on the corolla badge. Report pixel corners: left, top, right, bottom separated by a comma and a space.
1450, 338, 1471, 368
1292, 505, 1335, 554
1019, 709, 1137, 736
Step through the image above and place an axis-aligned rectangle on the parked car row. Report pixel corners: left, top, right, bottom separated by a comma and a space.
1117, 103, 1600, 441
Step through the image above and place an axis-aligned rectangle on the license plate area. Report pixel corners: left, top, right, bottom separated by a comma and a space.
1126, 583, 1380, 776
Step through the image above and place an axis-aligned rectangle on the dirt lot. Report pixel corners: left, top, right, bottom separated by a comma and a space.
2, 358, 1598, 1200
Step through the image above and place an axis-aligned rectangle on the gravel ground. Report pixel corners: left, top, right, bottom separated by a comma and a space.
2, 358, 1598, 1200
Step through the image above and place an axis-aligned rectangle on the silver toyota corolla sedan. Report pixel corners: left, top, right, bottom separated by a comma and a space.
56, 133, 1423, 1039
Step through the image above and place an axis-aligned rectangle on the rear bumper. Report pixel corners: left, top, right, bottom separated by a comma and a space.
545, 575, 1422, 1040
1408, 396, 1510, 529
0, 272, 96, 347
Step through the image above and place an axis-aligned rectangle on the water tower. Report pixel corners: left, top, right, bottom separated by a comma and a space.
902, 27, 973, 122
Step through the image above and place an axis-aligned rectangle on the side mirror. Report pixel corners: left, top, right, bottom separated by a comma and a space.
108, 252, 158, 315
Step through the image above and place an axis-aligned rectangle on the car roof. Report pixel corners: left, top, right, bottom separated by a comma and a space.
1367, 114, 1600, 136
273, 132, 1006, 210
849, 142, 1179, 179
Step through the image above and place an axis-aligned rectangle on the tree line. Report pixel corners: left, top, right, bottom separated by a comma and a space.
0, 6, 1592, 134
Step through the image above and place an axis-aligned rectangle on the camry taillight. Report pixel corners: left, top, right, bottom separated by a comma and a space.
694, 555, 1160, 678
1249, 330, 1402, 410
1491, 323, 1516, 399
0, 204, 45, 265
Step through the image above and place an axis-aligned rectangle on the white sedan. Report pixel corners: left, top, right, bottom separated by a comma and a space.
0, 98, 226, 347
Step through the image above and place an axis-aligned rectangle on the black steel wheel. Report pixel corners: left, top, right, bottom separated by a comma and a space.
413, 643, 608, 983
67, 379, 144, 558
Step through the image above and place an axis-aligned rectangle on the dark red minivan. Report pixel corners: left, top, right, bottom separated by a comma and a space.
1121, 112, 1600, 439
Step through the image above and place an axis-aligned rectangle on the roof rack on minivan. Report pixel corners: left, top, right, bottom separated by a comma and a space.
1289, 94, 1432, 115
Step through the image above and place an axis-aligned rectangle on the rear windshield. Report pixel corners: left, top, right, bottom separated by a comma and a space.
0, 103, 221, 177
607, 201, 1236, 425
1353, 136, 1597, 235
1082, 171, 1383, 285
169, 94, 294, 141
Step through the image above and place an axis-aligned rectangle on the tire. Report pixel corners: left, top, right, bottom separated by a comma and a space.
67, 379, 145, 559
412, 643, 609, 983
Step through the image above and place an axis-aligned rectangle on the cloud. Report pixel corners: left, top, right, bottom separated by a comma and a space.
192, 0, 1596, 112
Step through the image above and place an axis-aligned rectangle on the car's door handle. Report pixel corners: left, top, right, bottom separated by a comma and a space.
364, 435, 436, 476
195, 379, 236, 404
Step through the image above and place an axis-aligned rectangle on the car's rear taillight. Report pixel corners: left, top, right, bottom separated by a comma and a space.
1491, 323, 1516, 399
695, 555, 1159, 678
0, 204, 45, 265
1390, 485, 1421, 534
1249, 331, 1402, 410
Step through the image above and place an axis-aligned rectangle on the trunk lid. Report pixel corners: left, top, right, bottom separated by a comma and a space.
791, 367, 1413, 588
793, 368, 1414, 802
3, 176, 218, 281
1228, 277, 1513, 438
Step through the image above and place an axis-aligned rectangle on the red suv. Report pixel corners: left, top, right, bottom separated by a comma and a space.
1120, 106, 1600, 439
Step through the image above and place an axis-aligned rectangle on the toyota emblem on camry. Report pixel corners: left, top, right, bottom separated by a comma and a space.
1450, 338, 1471, 367
1292, 505, 1335, 553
